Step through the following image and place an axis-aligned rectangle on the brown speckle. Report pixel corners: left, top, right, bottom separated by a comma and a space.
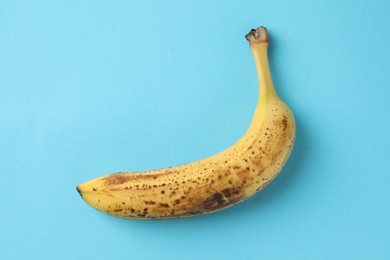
104, 174, 132, 185
203, 192, 224, 209
282, 117, 288, 131
159, 203, 170, 208
221, 187, 241, 198
167, 210, 203, 218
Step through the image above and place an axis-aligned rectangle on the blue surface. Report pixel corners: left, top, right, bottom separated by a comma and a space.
1, 1, 389, 259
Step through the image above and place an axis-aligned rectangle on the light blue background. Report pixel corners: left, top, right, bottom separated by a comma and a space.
1, 1, 389, 259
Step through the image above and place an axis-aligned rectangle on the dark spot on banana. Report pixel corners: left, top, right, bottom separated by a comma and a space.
165, 210, 203, 218
104, 174, 131, 185
203, 192, 224, 209
76, 186, 82, 198
221, 188, 241, 198
159, 203, 170, 208
282, 117, 288, 131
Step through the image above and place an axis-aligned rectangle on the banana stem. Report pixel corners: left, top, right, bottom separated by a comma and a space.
245, 27, 277, 100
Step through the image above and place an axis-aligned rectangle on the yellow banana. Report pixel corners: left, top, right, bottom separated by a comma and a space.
76, 26, 296, 220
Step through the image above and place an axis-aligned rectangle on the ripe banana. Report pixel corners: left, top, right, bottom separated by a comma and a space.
77, 26, 296, 220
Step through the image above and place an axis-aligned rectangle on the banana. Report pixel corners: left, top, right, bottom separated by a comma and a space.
76, 26, 296, 220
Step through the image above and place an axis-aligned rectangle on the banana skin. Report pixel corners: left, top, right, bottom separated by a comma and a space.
77, 26, 296, 220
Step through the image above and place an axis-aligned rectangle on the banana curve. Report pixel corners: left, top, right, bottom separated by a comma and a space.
76, 26, 296, 220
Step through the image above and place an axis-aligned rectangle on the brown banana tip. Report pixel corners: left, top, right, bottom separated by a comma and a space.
245, 26, 268, 44
76, 185, 83, 198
